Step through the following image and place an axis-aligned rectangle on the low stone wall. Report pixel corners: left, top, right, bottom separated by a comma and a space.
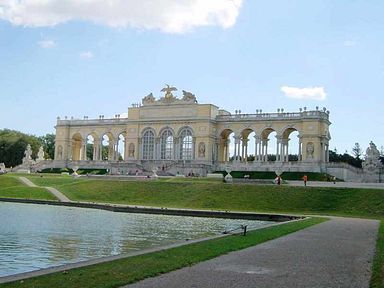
0, 198, 301, 222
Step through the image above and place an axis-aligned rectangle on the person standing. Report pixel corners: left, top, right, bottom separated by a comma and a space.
303, 175, 308, 186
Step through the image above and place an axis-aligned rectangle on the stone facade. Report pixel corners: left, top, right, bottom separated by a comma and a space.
53, 87, 331, 175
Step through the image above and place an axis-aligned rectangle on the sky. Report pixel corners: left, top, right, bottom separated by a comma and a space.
1, 0, 383, 154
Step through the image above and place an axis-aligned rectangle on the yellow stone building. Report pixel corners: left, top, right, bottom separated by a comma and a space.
53, 87, 331, 175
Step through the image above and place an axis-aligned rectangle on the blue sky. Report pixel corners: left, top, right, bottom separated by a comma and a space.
1, 0, 383, 154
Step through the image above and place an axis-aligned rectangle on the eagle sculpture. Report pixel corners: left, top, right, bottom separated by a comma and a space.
161, 84, 177, 98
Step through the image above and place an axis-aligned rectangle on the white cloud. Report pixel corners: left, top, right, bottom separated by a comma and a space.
281, 86, 327, 101
0, 0, 243, 33
79, 51, 93, 59
38, 39, 55, 49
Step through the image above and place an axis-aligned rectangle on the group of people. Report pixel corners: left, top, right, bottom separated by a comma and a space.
274, 174, 309, 186
275, 174, 337, 186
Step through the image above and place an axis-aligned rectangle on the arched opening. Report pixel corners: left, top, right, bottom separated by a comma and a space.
160, 129, 174, 160
179, 128, 193, 160
117, 133, 125, 161
219, 129, 234, 162
101, 133, 114, 161
142, 129, 155, 160
261, 128, 277, 162
86, 134, 95, 160
71, 133, 83, 161
282, 128, 300, 162
241, 129, 256, 162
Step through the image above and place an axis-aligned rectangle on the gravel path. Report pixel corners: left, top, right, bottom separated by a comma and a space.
125, 217, 379, 288
287, 180, 384, 189
18, 176, 71, 202
18, 176, 38, 187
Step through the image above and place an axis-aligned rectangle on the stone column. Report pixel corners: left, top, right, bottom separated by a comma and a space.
174, 137, 179, 160
137, 138, 142, 160
67, 142, 72, 161
114, 140, 119, 161
81, 140, 87, 161
285, 140, 289, 162
254, 136, 261, 162
261, 139, 268, 162
281, 138, 289, 162
225, 139, 230, 162
242, 138, 249, 162
276, 137, 281, 162
215, 139, 220, 162
155, 137, 160, 160
107, 140, 115, 161
92, 141, 97, 161
234, 136, 241, 161
233, 138, 237, 161
298, 139, 302, 162
99, 139, 103, 160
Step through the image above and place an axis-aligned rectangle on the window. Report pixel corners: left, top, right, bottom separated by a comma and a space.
142, 130, 155, 160
160, 129, 173, 159
180, 128, 193, 160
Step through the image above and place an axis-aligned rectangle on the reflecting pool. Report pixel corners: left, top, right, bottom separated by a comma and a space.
0, 202, 270, 277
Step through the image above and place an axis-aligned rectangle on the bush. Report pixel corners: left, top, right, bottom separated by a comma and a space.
40, 168, 107, 175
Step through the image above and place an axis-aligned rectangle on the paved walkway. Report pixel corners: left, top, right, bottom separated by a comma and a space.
18, 176, 38, 187
44, 186, 71, 202
125, 218, 379, 288
287, 180, 384, 189
18, 176, 71, 202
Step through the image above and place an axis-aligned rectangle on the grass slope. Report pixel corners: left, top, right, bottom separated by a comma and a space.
25, 177, 384, 218
0, 175, 56, 200
2, 217, 326, 288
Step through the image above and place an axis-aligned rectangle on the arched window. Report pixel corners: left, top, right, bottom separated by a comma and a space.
160, 129, 173, 159
180, 128, 193, 160
142, 130, 155, 160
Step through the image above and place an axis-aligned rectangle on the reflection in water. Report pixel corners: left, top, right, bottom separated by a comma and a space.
0, 202, 270, 277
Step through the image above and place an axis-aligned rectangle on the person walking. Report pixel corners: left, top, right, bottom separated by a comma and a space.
303, 174, 308, 186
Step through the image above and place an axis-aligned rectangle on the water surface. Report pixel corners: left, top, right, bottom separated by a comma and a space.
0, 202, 270, 277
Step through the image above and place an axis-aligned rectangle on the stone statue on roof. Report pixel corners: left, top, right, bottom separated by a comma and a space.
161, 84, 177, 99
142, 93, 155, 105
182, 90, 197, 103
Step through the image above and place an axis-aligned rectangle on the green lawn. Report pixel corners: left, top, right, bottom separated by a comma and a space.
2, 217, 326, 288
23, 173, 87, 187
0, 175, 57, 200
0, 174, 24, 188
24, 176, 384, 218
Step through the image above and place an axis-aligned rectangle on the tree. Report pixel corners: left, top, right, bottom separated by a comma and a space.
329, 148, 362, 168
38, 134, 55, 159
0, 129, 41, 167
352, 143, 362, 159
86, 143, 94, 160
351, 143, 363, 168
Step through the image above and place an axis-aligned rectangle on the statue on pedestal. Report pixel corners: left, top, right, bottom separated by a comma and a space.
22, 144, 33, 165
363, 141, 382, 172
36, 146, 45, 162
